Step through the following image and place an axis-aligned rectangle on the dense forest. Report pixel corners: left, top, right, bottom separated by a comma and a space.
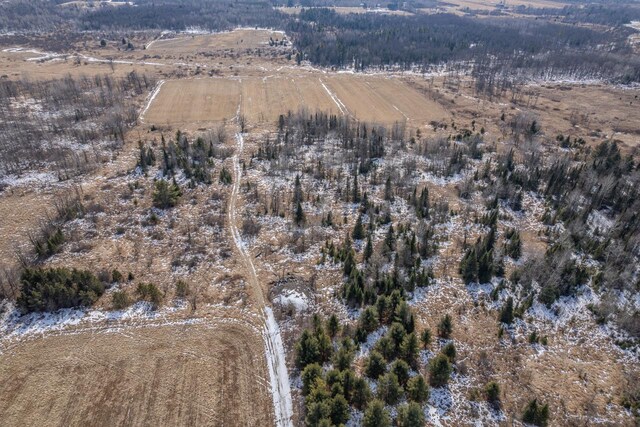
286, 9, 640, 82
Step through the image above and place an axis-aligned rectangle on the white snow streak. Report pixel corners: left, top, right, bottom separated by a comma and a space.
229, 131, 293, 427
139, 79, 165, 123
320, 78, 348, 116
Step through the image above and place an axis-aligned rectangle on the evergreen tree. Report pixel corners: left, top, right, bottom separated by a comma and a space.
391, 359, 410, 386
302, 363, 324, 396
485, 381, 501, 408
360, 306, 380, 333
406, 375, 430, 403
330, 394, 350, 425
400, 332, 420, 368
363, 399, 391, 427
396, 402, 425, 427
522, 399, 549, 426
442, 342, 456, 362
327, 314, 340, 338
295, 201, 306, 226
351, 376, 372, 410
500, 297, 514, 325
437, 314, 453, 339
364, 234, 374, 261
429, 354, 452, 387
376, 372, 402, 405
365, 351, 387, 379
353, 214, 365, 240
420, 328, 432, 348
152, 179, 181, 208
296, 329, 320, 368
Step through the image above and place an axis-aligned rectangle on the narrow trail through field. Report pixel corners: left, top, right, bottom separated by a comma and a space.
228, 130, 294, 427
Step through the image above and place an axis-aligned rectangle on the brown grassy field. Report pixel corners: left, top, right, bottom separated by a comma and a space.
0, 321, 274, 427
143, 74, 450, 128
146, 29, 286, 52
142, 78, 242, 125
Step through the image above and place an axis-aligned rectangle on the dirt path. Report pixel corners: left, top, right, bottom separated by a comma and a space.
228, 131, 294, 427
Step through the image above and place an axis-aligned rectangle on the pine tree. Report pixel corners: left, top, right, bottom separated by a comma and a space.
327, 314, 340, 338
376, 372, 402, 405
437, 314, 453, 339
329, 394, 350, 425
406, 375, 430, 403
295, 201, 306, 226
396, 402, 425, 427
391, 359, 410, 386
364, 234, 373, 261
302, 363, 324, 396
400, 332, 420, 368
485, 381, 501, 408
500, 297, 514, 325
350, 376, 372, 410
363, 399, 391, 427
442, 342, 456, 362
429, 353, 452, 387
420, 328, 432, 348
296, 329, 320, 368
522, 399, 549, 426
352, 214, 365, 240
365, 351, 387, 379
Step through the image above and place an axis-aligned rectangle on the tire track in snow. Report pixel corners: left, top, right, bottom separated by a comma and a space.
228, 130, 293, 427
139, 79, 165, 123
319, 78, 348, 116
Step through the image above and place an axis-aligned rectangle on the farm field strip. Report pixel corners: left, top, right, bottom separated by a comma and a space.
143, 75, 449, 126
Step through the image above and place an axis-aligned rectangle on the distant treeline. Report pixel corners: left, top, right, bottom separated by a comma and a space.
286, 8, 640, 82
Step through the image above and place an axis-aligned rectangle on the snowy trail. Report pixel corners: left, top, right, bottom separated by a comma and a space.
228, 132, 293, 427
139, 80, 165, 123
319, 78, 348, 116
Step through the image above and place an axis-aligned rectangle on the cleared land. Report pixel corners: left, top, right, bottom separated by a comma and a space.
146, 29, 286, 52
142, 78, 242, 125
323, 75, 450, 124
144, 74, 450, 127
0, 322, 274, 427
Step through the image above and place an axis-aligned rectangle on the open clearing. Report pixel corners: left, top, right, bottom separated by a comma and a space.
0, 322, 274, 427
143, 74, 450, 127
146, 29, 286, 52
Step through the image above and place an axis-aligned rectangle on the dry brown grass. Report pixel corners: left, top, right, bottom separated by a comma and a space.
0, 321, 274, 427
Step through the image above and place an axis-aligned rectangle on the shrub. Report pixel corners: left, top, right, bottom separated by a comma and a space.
442, 342, 456, 362
175, 280, 190, 298
112, 290, 131, 310
219, 166, 233, 184
152, 179, 181, 208
437, 314, 453, 338
17, 267, 104, 313
522, 399, 549, 426
32, 228, 64, 258
111, 269, 123, 283
136, 282, 163, 308
420, 328, 432, 348
485, 381, 501, 407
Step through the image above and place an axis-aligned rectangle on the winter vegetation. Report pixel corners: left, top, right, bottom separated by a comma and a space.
0, 0, 639, 425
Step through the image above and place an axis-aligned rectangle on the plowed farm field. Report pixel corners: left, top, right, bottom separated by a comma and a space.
142, 75, 450, 127
0, 322, 274, 427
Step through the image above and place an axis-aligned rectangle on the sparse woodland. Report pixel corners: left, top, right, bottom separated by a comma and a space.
0, 0, 639, 425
